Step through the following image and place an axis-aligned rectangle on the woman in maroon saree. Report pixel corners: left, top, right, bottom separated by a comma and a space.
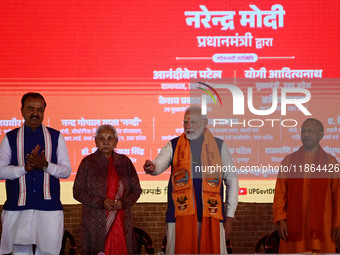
73, 125, 142, 255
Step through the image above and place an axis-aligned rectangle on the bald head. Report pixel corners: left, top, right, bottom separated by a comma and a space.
302, 118, 324, 132
301, 118, 324, 152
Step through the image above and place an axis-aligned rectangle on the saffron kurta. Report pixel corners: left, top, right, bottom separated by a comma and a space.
273, 148, 340, 253
73, 151, 142, 255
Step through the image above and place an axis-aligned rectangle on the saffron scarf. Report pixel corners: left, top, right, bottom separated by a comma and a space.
172, 129, 223, 254
286, 146, 330, 242
17, 125, 52, 206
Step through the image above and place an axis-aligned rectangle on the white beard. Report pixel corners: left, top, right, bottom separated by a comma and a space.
185, 126, 205, 140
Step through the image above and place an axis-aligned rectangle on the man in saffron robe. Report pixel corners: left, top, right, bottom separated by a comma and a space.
73, 125, 142, 255
0, 92, 72, 254
273, 118, 340, 253
144, 106, 238, 254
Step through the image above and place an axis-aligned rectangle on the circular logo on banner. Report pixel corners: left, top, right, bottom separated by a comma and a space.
174, 169, 189, 187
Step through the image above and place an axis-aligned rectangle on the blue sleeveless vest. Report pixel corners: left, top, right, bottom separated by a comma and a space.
4, 125, 63, 211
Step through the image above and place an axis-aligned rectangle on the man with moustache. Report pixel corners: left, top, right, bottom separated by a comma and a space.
273, 118, 340, 253
144, 106, 238, 254
0, 93, 71, 255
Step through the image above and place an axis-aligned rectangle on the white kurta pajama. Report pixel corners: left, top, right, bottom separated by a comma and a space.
0, 127, 71, 255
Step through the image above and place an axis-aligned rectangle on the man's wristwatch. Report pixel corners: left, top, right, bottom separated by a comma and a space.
43, 162, 49, 171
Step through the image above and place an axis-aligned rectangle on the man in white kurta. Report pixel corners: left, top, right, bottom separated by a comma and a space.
0, 93, 71, 255
144, 107, 238, 254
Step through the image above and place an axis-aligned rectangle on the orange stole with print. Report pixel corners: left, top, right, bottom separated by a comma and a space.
172, 129, 223, 254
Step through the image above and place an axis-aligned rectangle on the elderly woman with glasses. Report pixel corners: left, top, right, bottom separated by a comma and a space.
73, 125, 142, 255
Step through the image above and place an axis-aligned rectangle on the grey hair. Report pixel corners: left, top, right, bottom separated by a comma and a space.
184, 106, 208, 120
95, 125, 119, 140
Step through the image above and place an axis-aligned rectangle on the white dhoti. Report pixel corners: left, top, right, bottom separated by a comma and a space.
0, 210, 64, 255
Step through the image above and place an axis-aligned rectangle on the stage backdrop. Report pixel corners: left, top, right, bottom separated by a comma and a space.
0, 0, 339, 203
